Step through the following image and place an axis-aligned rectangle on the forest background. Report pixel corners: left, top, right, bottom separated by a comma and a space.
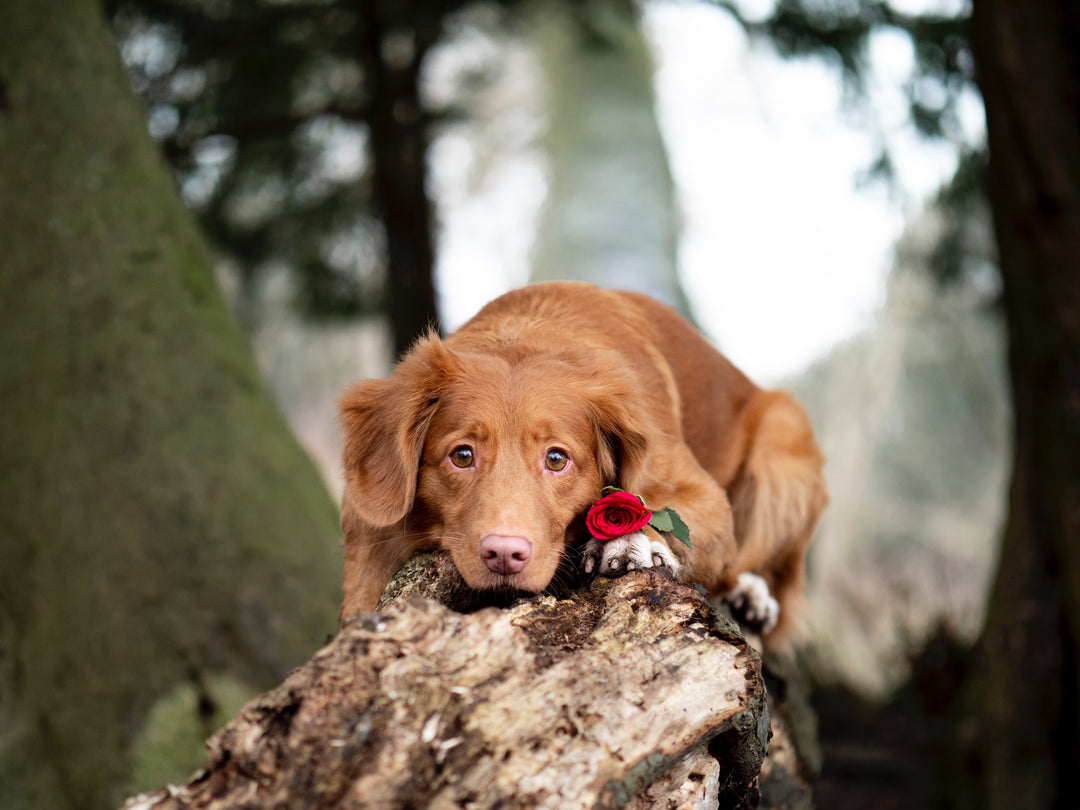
2, 0, 1078, 808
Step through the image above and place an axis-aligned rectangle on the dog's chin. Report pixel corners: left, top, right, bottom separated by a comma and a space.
445, 572, 547, 611
465, 570, 549, 595
452, 560, 559, 600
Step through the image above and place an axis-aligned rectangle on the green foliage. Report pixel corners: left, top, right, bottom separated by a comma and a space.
718, 0, 973, 138
106, 0, 524, 329
129, 673, 257, 793
117, 2, 375, 317
107, 0, 379, 320
924, 147, 991, 286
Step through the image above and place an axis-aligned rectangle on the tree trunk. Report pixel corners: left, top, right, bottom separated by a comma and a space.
0, 1, 343, 807
968, 1, 1080, 807
530, 0, 692, 318
121, 563, 811, 810
356, 0, 442, 357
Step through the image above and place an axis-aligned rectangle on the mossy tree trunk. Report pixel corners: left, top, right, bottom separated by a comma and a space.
0, 1, 343, 807
967, 1, 1080, 807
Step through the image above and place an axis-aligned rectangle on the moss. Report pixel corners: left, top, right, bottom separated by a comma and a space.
603, 752, 672, 806
0, 2, 343, 807
129, 674, 258, 794
0, 707, 71, 810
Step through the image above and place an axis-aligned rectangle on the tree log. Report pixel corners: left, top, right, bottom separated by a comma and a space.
123, 556, 818, 809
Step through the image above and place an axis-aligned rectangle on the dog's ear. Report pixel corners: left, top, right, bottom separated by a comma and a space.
592, 399, 656, 495
585, 364, 673, 506
339, 333, 458, 526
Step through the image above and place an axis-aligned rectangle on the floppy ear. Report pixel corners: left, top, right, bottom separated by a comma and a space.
585, 364, 675, 507
339, 333, 458, 526
592, 398, 665, 499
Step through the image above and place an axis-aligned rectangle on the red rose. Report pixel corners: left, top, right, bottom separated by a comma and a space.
586, 490, 653, 540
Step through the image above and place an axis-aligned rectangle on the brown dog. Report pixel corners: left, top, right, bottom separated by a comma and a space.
339, 282, 826, 639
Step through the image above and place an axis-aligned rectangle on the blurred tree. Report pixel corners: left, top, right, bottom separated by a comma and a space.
967, 1, 1080, 807
106, 0, 534, 357
109, 0, 691, 357
795, 263, 1006, 695
356, 0, 443, 356
530, 0, 691, 315
106, 0, 385, 327
0, 0, 343, 806
106, 0, 444, 356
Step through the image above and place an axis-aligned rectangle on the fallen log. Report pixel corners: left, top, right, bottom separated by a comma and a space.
123, 554, 815, 809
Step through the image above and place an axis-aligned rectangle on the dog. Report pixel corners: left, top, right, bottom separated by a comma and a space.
338, 282, 826, 639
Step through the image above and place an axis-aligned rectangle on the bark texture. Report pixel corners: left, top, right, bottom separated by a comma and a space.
0, 1, 342, 806
969, 1, 1080, 808
122, 566, 778, 810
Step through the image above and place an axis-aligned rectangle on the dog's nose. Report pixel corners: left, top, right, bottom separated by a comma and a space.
478, 534, 533, 575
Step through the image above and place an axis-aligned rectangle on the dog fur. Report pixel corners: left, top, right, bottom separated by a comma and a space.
338, 282, 826, 639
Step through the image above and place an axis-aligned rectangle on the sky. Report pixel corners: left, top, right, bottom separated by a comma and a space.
429, 0, 982, 385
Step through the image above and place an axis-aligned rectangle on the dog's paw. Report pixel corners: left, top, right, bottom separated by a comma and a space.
583, 533, 682, 579
724, 572, 780, 635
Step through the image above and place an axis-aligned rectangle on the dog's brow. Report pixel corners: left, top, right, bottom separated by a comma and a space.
528, 417, 584, 444
456, 424, 491, 444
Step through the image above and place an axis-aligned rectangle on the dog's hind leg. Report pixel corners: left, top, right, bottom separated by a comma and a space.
725, 390, 827, 639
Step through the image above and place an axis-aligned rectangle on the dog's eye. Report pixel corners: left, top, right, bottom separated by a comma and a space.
545, 448, 569, 472
449, 446, 475, 469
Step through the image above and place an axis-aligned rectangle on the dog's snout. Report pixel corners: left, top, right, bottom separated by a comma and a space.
479, 534, 533, 575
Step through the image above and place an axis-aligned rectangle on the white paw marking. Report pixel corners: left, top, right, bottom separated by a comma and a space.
583, 533, 681, 578
725, 572, 780, 635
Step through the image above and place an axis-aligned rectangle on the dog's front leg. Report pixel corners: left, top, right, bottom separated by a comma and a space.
583, 528, 681, 579
339, 503, 422, 625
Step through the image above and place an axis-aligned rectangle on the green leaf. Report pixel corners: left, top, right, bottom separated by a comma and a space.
668, 508, 692, 549
648, 509, 673, 534
648, 507, 691, 549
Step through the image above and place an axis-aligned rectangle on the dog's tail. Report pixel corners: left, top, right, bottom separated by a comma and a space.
728, 390, 828, 636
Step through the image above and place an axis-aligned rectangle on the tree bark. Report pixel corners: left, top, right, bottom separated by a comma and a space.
968, 1, 1080, 807
121, 564, 796, 810
0, 1, 343, 806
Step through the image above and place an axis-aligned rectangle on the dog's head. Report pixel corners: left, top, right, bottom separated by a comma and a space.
339, 333, 664, 596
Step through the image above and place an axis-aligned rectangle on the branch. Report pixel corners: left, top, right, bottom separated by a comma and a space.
123, 556, 817, 809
